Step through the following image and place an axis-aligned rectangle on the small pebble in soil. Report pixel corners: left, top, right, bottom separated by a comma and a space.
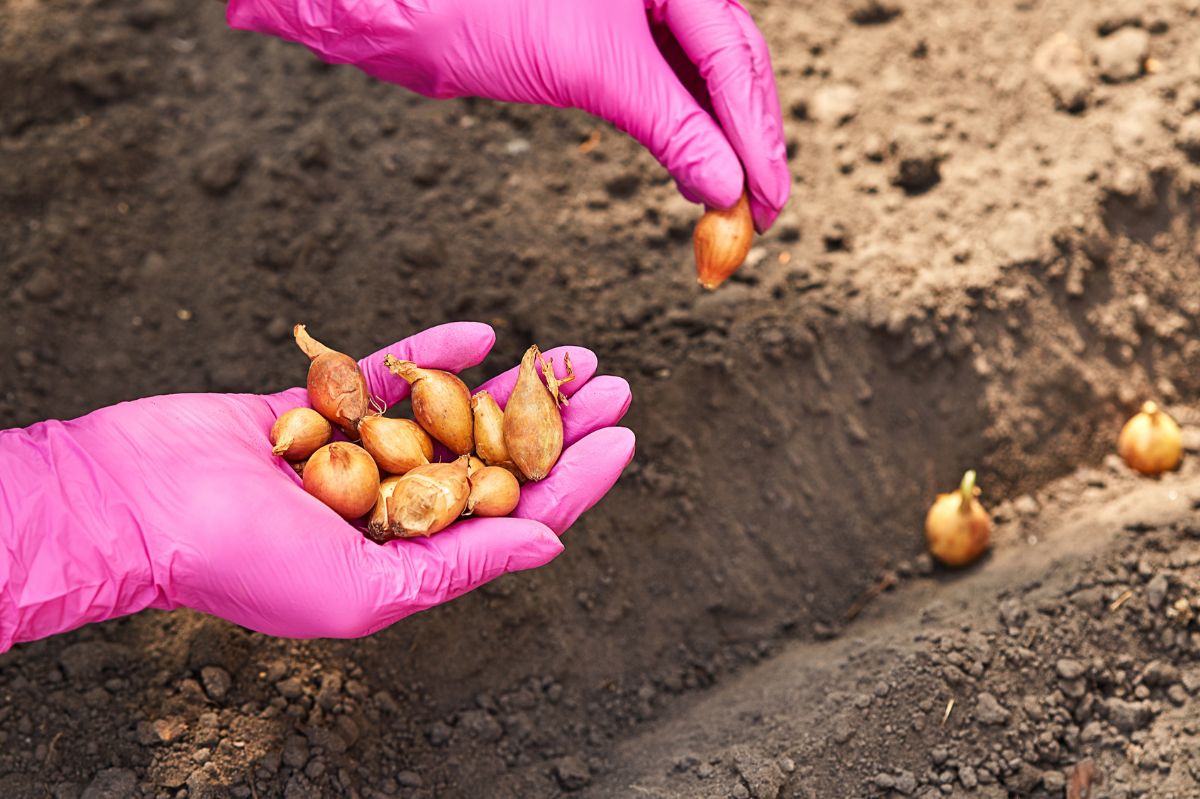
1032, 33, 1091, 112
1094, 28, 1150, 83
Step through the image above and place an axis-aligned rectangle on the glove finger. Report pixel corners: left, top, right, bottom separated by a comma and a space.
581, 20, 743, 210
664, 0, 790, 231
365, 516, 563, 624
513, 427, 636, 536
473, 346, 598, 407
562, 376, 632, 447
729, 2, 790, 231
359, 322, 496, 408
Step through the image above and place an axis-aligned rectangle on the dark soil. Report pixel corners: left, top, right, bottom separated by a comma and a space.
2, 0, 1200, 797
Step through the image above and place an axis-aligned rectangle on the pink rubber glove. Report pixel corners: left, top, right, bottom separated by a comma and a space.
226, 0, 790, 231
0, 323, 634, 651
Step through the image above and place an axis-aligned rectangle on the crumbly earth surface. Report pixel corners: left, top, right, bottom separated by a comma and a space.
2, 0, 1200, 797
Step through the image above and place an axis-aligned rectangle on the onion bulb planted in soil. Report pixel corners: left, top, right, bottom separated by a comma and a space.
303, 442, 381, 519
693, 191, 754, 290
359, 415, 434, 475
503, 345, 574, 481
270, 407, 333, 461
1118, 401, 1182, 476
386, 458, 471, 537
294, 325, 370, 437
925, 470, 991, 568
383, 356, 474, 455
466, 464, 521, 517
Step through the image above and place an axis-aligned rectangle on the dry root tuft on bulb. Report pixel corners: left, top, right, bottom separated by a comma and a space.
367, 475, 405, 543
503, 346, 574, 481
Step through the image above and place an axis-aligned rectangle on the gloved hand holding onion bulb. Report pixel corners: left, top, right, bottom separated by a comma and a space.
272, 326, 575, 544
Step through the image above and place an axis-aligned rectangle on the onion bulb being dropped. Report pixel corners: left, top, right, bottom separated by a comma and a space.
693, 191, 754, 290
1118, 401, 1182, 476
472, 391, 514, 468
503, 346, 574, 481
294, 325, 370, 437
359, 415, 433, 475
367, 475, 405, 543
270, 407, 332, 461
383, 356, 474, 455
925, 470, 991, 568
387, 458, 471, 537
303, 442, 380, 519
467, 465, 521, 517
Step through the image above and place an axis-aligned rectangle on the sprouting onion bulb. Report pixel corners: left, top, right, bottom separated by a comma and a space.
503, 346, 574, 481
693, 191, 754, 290
294, 325, 370, 437
383, 356, 474, 455
925, 470, 991, 568
270, 407, 332, 461
1118, 401, 1182, 476
303, 442, 380, 519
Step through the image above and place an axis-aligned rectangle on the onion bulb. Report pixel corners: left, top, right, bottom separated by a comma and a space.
466, 465, 521, 517
383, 356, 474, 455
367, 475, 405, 543
359, 415, 433, 475
270, 408, 333, 461
472, 390, 514, 468
925, 470, 991, 568
693, 191, 754, 290
303, 442, 380, 519
1118, 401, 1182, 476
294, 325, 370, 437
503, 346, 574, 481
387, 457, 471, 537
